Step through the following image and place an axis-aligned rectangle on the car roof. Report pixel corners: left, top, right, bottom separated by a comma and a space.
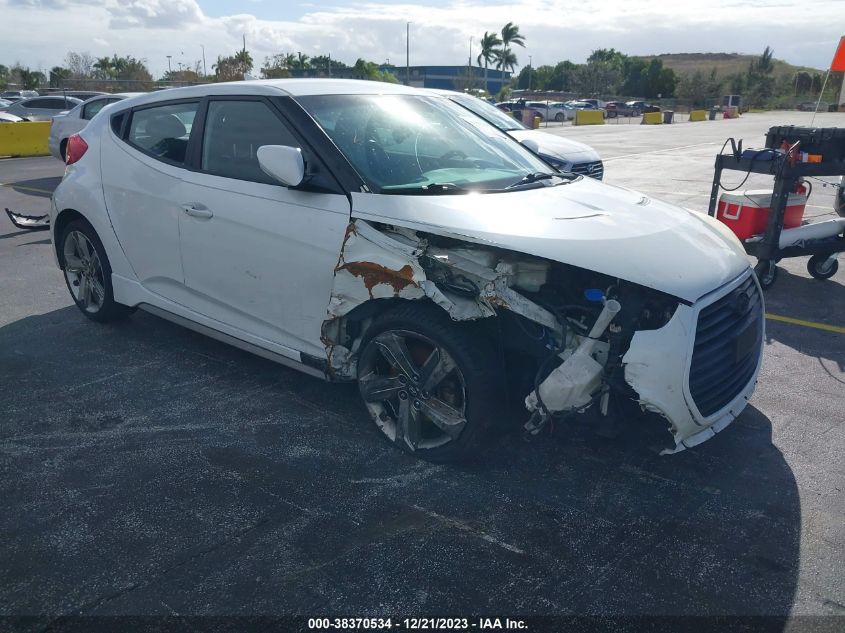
120, 79, 426, 110
21, 95, 82, 104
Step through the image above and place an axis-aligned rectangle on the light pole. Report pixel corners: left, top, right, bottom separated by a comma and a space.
528, 55, 532, 91
166, 55, 172, 74
201, 45, 207, 77
406, 22, 410, 86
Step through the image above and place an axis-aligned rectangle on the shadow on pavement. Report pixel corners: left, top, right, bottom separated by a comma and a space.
0, 306, 801, 624
763, 268, 845, 371
8, 176, 61, 198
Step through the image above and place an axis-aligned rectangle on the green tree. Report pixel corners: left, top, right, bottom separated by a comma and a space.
476, 31, 502, 92
547, 60, 576, 91
261, 54, 292, 79
49, 66, 70, 88
351, 59, 398, 83
214, 50, 253, 81
0, 64, 10, 90
746, 46, 775, 107
293, 51, 310, 70
499, 22, 525, 80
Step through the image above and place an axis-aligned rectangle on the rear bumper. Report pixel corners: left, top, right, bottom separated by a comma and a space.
622, 269, 764, 453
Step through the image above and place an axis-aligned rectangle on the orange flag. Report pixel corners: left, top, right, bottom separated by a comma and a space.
832, 36, 845, 71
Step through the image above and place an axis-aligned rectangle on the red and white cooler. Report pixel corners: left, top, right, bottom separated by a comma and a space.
716, 189, 807, 240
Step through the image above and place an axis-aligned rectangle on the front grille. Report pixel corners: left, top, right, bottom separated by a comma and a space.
689, 274, 763, 417
571, 160, 604, 180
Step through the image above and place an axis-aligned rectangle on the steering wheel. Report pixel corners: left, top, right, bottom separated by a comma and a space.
364, 116, 395, 183
439, 149, 468, 162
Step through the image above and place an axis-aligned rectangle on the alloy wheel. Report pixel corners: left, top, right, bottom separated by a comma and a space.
358, 330, 467, 451
63, 230, 105, 313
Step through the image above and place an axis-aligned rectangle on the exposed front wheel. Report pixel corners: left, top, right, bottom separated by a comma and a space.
555, 113, 564, 122
61, 219, 133, 322
357, 303, 502, 462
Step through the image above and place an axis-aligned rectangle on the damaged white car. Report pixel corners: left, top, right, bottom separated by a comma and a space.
49, 79, 764, 461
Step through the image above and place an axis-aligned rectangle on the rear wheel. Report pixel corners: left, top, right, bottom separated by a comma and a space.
555, 112, 564, 122
357, 303, 502, 462
61, 219, 133, 322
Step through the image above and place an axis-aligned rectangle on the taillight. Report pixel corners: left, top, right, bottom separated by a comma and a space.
66, 134, 88, 165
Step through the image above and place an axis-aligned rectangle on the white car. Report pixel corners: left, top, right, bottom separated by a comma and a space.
438, 91, 603, 179
526, 100, 574, 122
49, 93, 143, 161
50, 79, 763, 461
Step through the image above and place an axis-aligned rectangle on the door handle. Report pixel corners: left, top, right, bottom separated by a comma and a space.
182, 204, 213, 219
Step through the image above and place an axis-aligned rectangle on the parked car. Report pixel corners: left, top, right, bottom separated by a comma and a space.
437, 90, 602, 178
0, 95, 83, 121
49, 93, 143, 161
578, 98, 606, 110
627, 100, 660, 113
1, 89, 39, 100
0, 112, 25, 123
568, 101, 607, 119
604, 101, 641, 117
797, 100, 829, 112
525, 101, 574, 122
50, 79, 763, 461
0, 98, 12, 108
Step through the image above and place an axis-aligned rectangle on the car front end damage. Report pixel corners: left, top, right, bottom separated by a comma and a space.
321, 219, 764, 454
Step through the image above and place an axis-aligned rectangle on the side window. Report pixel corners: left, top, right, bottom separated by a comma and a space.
82, 99, 112, 120
201, 100, 298, 184
25, 99, 51, 109
128, 102, 198, 165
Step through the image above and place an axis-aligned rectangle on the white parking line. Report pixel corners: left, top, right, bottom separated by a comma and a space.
604, 142, 720, 161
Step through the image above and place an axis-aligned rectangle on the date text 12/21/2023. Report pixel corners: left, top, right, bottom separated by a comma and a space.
307, 617, 528, 630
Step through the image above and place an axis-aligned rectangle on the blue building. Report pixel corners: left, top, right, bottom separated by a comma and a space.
287, 65, 510, 95
399, 66, 511, 94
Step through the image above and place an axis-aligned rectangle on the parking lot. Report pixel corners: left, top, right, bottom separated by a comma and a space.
1, 111, 843, 628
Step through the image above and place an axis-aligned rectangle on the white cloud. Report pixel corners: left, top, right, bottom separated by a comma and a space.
108, 0, 203, 29
0, 0, 841, 78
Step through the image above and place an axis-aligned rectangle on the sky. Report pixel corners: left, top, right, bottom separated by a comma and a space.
1, 0, 842, 78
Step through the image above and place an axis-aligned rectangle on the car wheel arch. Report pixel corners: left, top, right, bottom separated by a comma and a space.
53, 208, 89, 267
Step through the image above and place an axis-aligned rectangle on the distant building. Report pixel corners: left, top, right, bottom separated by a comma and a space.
287, 65, 511, 94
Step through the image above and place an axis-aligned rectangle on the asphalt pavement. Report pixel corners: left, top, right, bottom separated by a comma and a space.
0, 112, 843, 630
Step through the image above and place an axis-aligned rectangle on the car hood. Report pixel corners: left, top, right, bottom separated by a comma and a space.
507, 129, 599, 163
350, 177, 749, 303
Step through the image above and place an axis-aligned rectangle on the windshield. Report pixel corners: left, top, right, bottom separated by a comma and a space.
447, 94, 526, 132
297, 93, 556, 194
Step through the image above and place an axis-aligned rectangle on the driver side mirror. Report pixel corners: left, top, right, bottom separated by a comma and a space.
257, 145, 305, 187
519, 139, 540, 153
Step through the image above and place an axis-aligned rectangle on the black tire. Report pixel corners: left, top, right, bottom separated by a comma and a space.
555, 112, 564, 122
807, 254, 839, 280
754, 260, 778, 290
356, 302, 504, 462
60, 219, 134, 322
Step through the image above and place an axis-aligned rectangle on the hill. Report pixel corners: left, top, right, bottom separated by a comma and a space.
632, 52, 823, 81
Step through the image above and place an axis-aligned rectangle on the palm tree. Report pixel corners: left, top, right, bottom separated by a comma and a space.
233, 49, 254, 76
476, 31, 502, 93
499, 23, 525, 93
295, 51, 310, 70
494, 48, 518, 94
93, 56, 113, 80
500, 22, 525, 55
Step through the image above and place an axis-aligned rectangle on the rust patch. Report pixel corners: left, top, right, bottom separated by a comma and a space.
338, 261, 417, 299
